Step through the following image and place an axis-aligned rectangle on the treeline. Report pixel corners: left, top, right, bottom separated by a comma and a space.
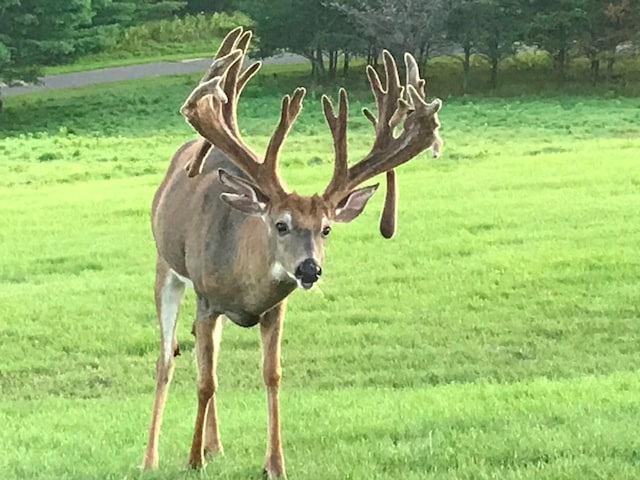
1, 0, 638, 89
0, 0, 224, 82
240, 0, 640, 89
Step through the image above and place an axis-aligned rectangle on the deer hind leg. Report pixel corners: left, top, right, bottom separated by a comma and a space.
142, 258, 186, 470
188, 300, 224, 468
260, 301, 287, 479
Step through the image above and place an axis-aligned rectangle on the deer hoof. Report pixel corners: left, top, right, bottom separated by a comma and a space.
263, 466, 286, 479
204, 443, 224, 458
187, 455, 206, 470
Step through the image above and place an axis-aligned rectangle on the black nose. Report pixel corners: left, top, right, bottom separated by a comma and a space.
294, 258, 322, 283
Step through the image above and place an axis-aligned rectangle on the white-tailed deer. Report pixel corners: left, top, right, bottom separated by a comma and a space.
143, 27, 442, 478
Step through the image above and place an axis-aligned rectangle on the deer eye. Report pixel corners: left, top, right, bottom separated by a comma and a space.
322, 226, 331, 237
275, 222, 289, 235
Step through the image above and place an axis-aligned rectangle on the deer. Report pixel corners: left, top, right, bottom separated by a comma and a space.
142, 27, 443, 478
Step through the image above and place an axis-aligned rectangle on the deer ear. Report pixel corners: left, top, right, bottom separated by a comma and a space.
334, 184, 379, 223
218, 169, 269, 216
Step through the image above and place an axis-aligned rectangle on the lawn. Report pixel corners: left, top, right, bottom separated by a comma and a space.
1, 73, 640, 479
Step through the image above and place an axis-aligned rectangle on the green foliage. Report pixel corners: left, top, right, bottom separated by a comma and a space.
137, 0, 187, 21
184, 0, 231, 14
237, 0, 360, 78
81, 1, 187, 56
236, 0, 321, 57
0, 0, 95, 81
0, 0, 186, 82
527, 0, 587, 77
41, 11, 251, 74
93, 0, 186, 26
1, 76, 640, 478
476, 1, 527, 87
116, 11, 251, 51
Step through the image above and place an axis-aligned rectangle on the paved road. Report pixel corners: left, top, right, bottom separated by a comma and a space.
2, 53, 306, 98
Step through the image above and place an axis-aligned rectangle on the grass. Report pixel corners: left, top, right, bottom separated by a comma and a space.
1, 73, 640, 479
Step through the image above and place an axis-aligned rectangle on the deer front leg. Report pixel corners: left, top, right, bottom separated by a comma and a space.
188, 305, 224, 469
204, 324, 224, 458
260, 301, 287, 479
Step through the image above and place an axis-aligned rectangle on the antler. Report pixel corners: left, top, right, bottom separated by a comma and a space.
322, 51, 443, 236
180, 27, 305, 198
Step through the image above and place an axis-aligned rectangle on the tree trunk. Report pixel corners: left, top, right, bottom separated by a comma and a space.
419, 43, 431, 74
307, 53, 316, 78
554, 48, 566, 83
606, 56, 615, 80
315, 48, 325, 78
367, 43, 375, 65
328, 50, 338, 79
343, 51, 350, 77
462, 45, 471, 94
590, 58, 600, 85
369, 44, 379, 67
490, 58, 498, 89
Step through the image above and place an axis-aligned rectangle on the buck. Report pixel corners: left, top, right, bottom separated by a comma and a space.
142, 27, 443, 478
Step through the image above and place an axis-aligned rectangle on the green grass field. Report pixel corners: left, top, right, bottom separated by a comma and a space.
1, 74, 640, 479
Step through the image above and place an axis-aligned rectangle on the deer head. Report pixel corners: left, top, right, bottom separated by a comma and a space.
179, 28, 443, 290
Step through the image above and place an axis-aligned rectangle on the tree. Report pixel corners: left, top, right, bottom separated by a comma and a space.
527, 0, 586, 81
475, 0, 525, 89
135, 0, 186, 20
446, 0, 487, 92
0, 0, 94, 82
236, 0, 361, 79
332, 0, 451, 70
92, 0, 186, 27
184, 0, 230, 14
602, 0, 640, 77
0, 0, 186, 83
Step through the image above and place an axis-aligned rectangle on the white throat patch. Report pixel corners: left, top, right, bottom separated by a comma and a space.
270, 261, 296, 282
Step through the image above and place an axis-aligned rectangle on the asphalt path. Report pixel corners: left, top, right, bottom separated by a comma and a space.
2, 52, 306, 98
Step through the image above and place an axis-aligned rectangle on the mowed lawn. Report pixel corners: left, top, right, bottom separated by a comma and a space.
1, 76, 640, 479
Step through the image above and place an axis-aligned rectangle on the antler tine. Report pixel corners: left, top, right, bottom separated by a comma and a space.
262, 87, 306, 193
184, 27, 248, 177
375, 51, 402, 147
384, 50, 401, 96
322, 50, 443, 210
219, 30, 253, 133
238, 61, 261, 93
181, 50, 243, 115
322, 88, 349, 196
200, 27, 244, 84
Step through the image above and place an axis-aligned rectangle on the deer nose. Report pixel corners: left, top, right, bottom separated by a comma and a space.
295, 258, 322, 283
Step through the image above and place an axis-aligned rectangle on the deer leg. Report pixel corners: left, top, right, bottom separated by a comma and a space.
204, 317, 224, 457
188, 304, 223, 469
260, 301, 287, 479
143, 259, 185, 470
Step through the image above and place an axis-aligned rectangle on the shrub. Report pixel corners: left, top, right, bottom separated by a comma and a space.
114, 12, 254, 54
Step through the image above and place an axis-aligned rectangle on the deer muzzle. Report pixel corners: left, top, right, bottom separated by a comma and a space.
294, 258, 322, 289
